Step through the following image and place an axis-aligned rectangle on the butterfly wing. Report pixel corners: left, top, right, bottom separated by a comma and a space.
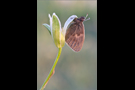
65, 22, 85, 52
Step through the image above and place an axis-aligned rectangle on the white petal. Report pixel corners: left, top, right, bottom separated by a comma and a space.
63, 15, 78, 35
48, 14, 52, 35
43, 23, 51, 35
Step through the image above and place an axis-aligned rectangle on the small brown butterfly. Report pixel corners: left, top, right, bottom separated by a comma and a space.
65, 14, 90, 52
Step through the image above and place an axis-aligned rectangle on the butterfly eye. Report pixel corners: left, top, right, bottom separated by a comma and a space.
80, 17, 85, 21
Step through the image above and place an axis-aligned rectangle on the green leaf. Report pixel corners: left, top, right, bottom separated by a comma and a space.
43, 24, 51, 35
52, 13, 65, 48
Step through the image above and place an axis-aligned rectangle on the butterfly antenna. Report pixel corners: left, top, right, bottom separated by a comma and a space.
84, 17, 90, 21
84, 13, 90, 21
85, 13, 88, 19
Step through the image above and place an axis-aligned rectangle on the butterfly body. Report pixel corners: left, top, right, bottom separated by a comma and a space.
65, 17, 85, 52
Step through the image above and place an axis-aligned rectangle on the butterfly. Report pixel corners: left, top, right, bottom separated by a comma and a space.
65, 14, 90, 52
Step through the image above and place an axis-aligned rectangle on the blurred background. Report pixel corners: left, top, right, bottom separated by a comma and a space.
37, 0, 97, 90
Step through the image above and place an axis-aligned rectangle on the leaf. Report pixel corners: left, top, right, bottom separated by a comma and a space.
52, 13, 65, 48
43, 24, 51, 35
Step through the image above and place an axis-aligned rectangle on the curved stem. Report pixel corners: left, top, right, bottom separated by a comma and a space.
40, 48, 62, 90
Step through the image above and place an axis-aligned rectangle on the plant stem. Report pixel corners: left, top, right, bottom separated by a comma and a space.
40, 48, 62, 90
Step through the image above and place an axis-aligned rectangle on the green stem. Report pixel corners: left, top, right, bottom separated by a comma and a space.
40, 48, 62, 90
